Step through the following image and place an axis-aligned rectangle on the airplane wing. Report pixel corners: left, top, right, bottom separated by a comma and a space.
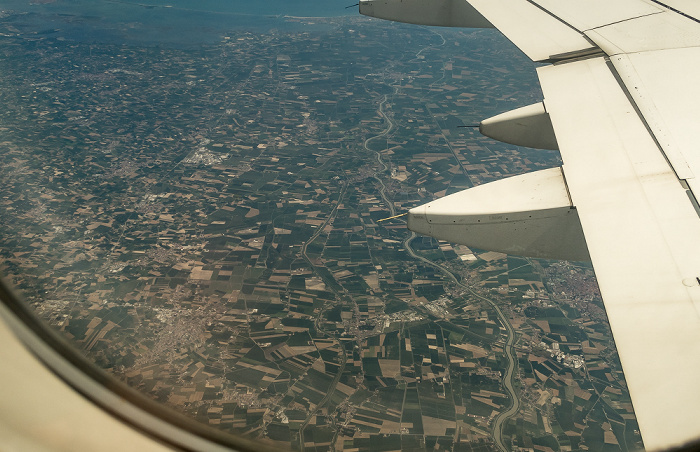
360, 0, 700, 450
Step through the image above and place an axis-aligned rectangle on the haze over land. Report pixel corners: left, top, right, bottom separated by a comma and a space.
0, 3, 642, 451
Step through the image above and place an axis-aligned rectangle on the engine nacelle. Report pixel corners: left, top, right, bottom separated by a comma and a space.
359, 0, 492, 28
407, 167, 590, 261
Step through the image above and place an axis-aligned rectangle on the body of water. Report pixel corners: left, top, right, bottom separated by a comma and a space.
1, 0, 358, 46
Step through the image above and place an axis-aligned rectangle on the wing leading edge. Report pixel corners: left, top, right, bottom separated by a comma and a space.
361, 0, 700, 449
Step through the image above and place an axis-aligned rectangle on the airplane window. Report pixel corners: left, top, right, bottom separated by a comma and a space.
0, 0, 643, 450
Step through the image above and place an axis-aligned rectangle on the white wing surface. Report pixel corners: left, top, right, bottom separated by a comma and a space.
538, 56, 700, 451
360, 0, 700, 449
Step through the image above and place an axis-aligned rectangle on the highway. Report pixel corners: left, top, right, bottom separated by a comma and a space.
402, 232, 519, 452
364, 79, 520, 452
368, 84, 521, 451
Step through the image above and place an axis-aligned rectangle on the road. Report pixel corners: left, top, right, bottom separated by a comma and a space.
401, 232, 519, 451
297, 181, 350, 451
368, 76, 520, 451
364, 91, 397, 215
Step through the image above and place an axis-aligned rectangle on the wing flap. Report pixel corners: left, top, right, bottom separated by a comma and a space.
585, 10, 700, 54
538, 56, 700, 450
467, 0, 594, 62
656, 0, 700, 21
530, 0, 662, 31
607, 48, 700, 198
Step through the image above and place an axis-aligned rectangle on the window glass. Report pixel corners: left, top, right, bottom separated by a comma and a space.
0, 1, 642, 450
